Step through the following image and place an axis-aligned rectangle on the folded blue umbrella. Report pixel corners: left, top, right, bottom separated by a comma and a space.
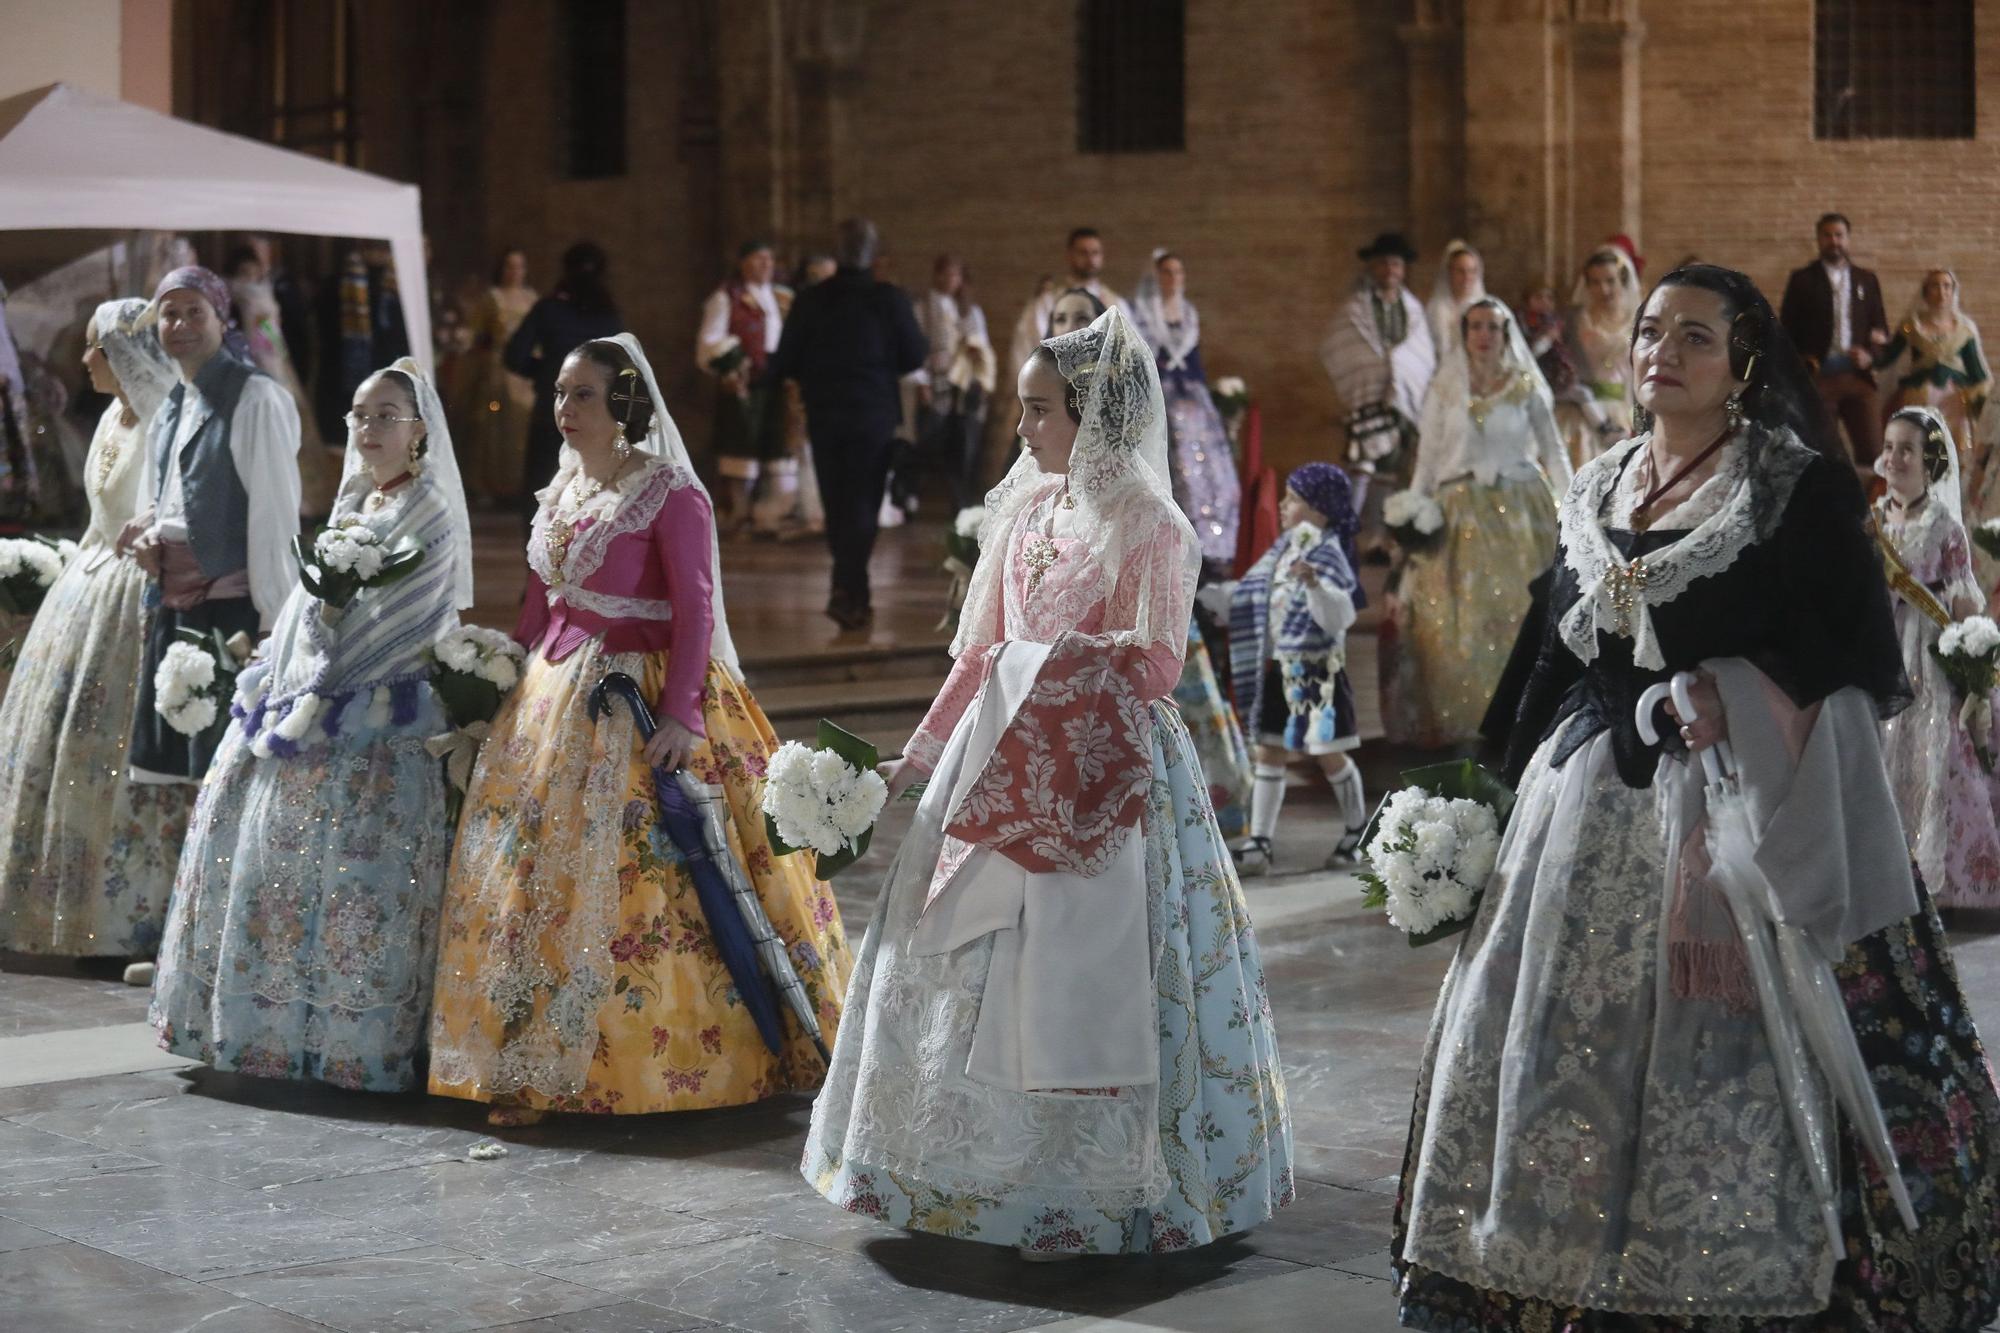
587, 672, 828, 1063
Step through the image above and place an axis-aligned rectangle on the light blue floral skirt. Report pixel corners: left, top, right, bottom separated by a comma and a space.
803, 701, 1294, 1253
150, 684, 451, 1092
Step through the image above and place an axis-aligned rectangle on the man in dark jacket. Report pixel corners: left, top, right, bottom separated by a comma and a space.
1778, 212, 1890, 467
771, 218, 927, 630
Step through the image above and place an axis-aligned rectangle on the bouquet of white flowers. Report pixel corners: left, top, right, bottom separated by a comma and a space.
939, 507, 988, 631
0, 535, 77, 669
1974, 519, 2000, 562
1358, 759, 1513, 946
1936, 614, 2000, 770
153, 627, 248, 738
0, 535, 68, 616
1212, 376, 1250, 418
293, 515, 424, 610
762, 720, 889, 878
1383, 489, 1445, 552
424, 623, 529, 823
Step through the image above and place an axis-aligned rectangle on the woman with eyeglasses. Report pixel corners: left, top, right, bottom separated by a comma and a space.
149, 360, 472, 1092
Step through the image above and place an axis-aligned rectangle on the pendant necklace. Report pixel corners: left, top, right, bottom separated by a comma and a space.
1021, 483, 1074, 598
546, 460, 625, 582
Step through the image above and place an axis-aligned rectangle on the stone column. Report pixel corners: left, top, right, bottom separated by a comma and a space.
1460, 0, 1560, 302
1399, 4, 1465, 263
1567, 4, 1644, 280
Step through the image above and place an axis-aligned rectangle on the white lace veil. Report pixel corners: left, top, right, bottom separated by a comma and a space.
1570, 244, 1641, 324
953, 306, 1197, 659
548, 333, 742, 681
341, 357, 475, 609
1425, 239, 1487, 352
92, 297, 177, 426
1897, 267, 1981, 355
1129, 248, 1198, 370
1880, 403, 1964, 528
1415, 298, 1558, 494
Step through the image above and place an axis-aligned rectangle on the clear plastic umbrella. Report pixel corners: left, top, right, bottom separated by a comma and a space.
1638, 671, 1918, 1251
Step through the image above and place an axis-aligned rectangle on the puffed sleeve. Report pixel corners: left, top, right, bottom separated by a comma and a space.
230, 376, 304, 628
654, 483, 717, 736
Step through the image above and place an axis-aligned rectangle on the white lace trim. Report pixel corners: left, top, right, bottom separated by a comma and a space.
549, 585, 674, 623
1558, 429, 1811, 670
528, 457, 694, 593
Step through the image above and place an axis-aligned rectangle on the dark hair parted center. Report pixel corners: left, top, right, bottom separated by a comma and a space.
570, 340, 655, 440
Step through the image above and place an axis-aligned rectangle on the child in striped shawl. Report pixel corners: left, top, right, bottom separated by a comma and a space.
1228, 462, 1368, 875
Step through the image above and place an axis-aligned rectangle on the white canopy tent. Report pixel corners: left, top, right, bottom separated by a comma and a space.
0, 81, 431, 368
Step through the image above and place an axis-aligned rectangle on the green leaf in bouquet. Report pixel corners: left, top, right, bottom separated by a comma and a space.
944, 529, 979, 567
432, 670, 503, 729
0, 582, 22, 617
1397, 758, 1516, 828
0, 637, 17, 672
815, 717, 881, 773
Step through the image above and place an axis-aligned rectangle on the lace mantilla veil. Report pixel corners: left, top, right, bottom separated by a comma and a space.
1881, 402, 1965, 529
1414, 296, 1558, 494
338, 357, 476, 609
538, 332, 742, 681
93, 298, 177, 426
952, 306, 1199, 659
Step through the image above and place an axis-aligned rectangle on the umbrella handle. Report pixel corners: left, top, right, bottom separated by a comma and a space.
1668, 670, 1736, 787
587, 671, 659, 743
1635, 681, 1673, 746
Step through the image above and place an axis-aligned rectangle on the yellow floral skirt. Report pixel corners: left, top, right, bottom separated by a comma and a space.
429, 640, 852, 1114
1383, 473, 1558, 748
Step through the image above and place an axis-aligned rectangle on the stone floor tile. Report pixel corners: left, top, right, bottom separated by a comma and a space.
273, 1158, 747, 1270
214, 1243, 617, 1332
1237, 1179, 1397, 1268
0, 1240, 328, 1331
548, 1232, 1065, 1333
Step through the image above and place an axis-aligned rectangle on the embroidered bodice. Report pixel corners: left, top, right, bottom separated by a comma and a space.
904, 480, 1188, 772
78, 403, 147, 573
518, 456, 716, 734
1504, 431, 1910, 788
1875, 494, 1982, 619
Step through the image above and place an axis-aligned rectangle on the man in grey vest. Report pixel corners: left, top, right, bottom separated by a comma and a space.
124, 265, 301, 785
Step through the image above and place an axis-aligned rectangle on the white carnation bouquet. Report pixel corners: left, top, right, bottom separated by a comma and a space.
940, 507, 988, 631
1935, 614, 2000, 771
153, 628, 249, 738
425, 623, 529, 822
293, 514, 424, 610
762, 720, 888, 878
1357, 759, 1513, 946
0, 535, 69, 615
1382, 489, 1445, 552
1972, 518, 2000, 562
0, 534, 77, 670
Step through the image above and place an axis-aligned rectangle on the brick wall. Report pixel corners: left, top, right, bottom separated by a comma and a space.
1637, 0, 2000, 333
829, 0, 1413, 477
448, 0, 2000, 478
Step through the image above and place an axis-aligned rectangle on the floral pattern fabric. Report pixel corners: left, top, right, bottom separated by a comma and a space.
149, 687, 452, 1091
1173, 619, 1251, 842
805, 703, 1293, 1254
1875, 497, 2000, 907
428, 643, 851, 1113
0, 406, 190, 955
1395, 877, 2000, 1332
803, 492, 1291, 1253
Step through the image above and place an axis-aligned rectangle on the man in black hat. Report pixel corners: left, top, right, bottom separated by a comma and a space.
1318, 232, 1437, 548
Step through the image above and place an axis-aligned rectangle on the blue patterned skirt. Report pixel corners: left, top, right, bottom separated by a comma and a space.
803, 701, 1293, 1253
151, 684, 452, 1092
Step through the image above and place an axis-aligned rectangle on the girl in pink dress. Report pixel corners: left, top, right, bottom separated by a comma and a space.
803, 308, 1292, 1256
